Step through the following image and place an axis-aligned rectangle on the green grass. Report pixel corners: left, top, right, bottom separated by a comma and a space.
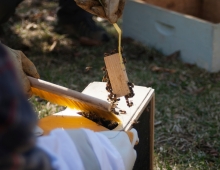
1, 1, 220, 169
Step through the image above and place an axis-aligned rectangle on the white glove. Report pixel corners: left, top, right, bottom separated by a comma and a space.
100, 128, 139, 170
65, 128, 139, 170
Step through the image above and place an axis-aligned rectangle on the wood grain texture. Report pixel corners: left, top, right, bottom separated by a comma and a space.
141, 0, 220, 23
29, 76, 111, 112
82, 82, 154, 131
104, 53, 130, 97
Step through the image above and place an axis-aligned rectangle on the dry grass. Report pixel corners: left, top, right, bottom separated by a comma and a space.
1, 1, 220, 169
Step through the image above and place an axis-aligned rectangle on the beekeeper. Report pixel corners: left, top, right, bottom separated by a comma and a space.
0, 1, 139, 170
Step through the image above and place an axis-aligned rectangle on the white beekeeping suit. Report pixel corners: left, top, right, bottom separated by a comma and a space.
37, 128, 139, 170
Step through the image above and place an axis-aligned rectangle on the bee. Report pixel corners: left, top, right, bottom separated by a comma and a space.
104, 53, 109, 57
102, 51, 131, 114
106, 87, 110, 92
108, 121, 119, 129
133, 120, 140, 125
128, 82, 134, 88
102, 76, 108, 82
110, 49, 117, 55
101, 67, 106, 71
122, 57, 127, 64
119, 110, 126, 114
85, 66, 92, 72
128, 101, 133, 107
111, 109, 119, 115
121, 46, 124, 53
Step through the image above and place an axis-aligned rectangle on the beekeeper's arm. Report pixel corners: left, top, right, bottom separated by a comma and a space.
74, 0, 125, 23
37, 128, 139, 170
1, 44, 40, 98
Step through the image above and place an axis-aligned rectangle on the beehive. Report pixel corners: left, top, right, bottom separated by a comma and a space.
123, 0, 220, 72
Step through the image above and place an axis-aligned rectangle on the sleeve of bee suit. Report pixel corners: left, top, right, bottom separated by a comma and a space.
37, 128, 85, 170
66, 128, 125, 170
66, 128, 139, 170
37, 128, 125, 170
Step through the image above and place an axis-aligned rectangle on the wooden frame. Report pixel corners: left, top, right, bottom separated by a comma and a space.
132, 93, 155, 170
82, 82, 155, 170
104, 53, 130, 97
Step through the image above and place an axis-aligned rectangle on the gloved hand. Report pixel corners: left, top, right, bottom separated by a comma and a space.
74, 0, 125, 23
100, 128, 139, 170
64, 128, 138, 170
2, 44, 40, 98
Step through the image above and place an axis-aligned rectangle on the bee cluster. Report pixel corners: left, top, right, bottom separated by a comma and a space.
125, 82, 135, 107
102, 66, 119, 115
102, 51, 135, 115
78, 111, 118, 130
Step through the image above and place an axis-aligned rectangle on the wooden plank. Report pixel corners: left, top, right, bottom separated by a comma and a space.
104, 53, 130, 97
132, 95, 155, 170
142, 0, 201, 17
82, 82, 153, 130
142, 0, 220, 23
39, 82, 154, 133
202, 0, 220, 23
124, 89, 154, 131
123, 0, 219, 72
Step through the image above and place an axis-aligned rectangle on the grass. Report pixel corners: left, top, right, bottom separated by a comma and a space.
1, 1, 220, 169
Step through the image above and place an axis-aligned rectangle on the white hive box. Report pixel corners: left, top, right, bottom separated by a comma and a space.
122, 0, 220, 72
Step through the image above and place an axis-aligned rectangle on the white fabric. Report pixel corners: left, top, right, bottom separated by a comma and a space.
82, 129, 125, 170
37, 129, 84, 170
36, 128, 126, 170
100, 129, 138, 170
34, 126, 44, 136
130, 128, 139, 147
